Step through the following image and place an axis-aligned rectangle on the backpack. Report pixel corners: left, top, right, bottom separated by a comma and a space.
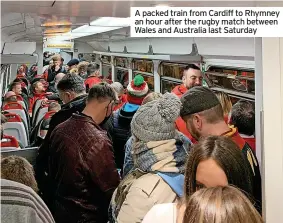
108, 169, 184, 223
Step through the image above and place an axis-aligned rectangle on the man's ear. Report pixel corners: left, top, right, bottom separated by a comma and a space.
193, 114, 203, 130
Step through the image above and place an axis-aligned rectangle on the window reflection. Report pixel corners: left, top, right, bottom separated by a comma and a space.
161, 79, 181, 94
102, 65, 111, 79
133, 60, 153, 73
206, 67, 255, 94
115, 68, 129, 88
101, 55, 111, 64
114, 57, 128, 68
162, 63, 186, 80
134, 73, 154, 91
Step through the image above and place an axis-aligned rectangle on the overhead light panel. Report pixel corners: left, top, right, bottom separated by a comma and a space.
89, 17, 131, 27
46, 17, 131, 41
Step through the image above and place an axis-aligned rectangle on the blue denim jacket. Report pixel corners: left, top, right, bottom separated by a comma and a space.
122, 133, 192, 178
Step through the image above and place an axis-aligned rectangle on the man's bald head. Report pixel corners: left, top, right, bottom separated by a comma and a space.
55, 73, 66, 83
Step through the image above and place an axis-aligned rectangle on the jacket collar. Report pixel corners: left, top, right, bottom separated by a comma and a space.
62, 94, 87, 109
71, 112, 103, 131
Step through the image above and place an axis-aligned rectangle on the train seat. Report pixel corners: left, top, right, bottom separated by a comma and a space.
3, 113, 29, 148
0, 147, 39, 167
3, 102, 30, 131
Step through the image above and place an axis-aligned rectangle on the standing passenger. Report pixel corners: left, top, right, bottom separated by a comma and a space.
230, 100, 256, 152
36, 74, 87, 205
111, 82, 127, 111
111, 75, 149, 170
48, 83, 120, 223
84, 63, 102, 92
171, 64, 203, 143
109, 93, 191, 223
180, 86, 262, 212
143, 136, 262, 222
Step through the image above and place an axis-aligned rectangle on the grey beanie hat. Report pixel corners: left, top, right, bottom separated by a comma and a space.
180, 86, 220, 117
131, 92, 181, 142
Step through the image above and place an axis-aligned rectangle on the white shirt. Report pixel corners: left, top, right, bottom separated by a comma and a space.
142, 203, 177, 223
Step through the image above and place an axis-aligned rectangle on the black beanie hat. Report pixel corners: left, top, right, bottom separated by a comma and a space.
180, 86, 220, 117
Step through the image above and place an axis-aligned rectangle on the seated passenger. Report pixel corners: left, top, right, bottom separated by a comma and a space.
109, 93, 191, 223
0, 114, 22, 149
111, 75, 149, 170
84, 63, 101, 92
28, 81, 47, 114
143, 185, 263, 223
28, 64, 38, 80
230, 100, 256, 152
2, 91, 18, 107
180, 86, 261, 212
17, 64, 28, 78
215, 91, 232, 123
48, 83, 120, 222
123, 92, 163, 177
171, 64, 202, 144
10, 80, 28, 102
1, 179, 55, 223
1, 156, 38, 192
111, 82, 127, 111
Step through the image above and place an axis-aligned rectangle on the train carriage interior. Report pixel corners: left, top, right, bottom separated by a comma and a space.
1, 1, 283, 223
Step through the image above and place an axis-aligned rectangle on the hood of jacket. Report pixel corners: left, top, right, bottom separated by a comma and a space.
117, 103, 139, 127
171, 84, 188, 98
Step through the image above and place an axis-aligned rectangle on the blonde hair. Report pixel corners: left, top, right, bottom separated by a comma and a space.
77, 61, 90, 72
141, 92, 163, 105
1, 156, 38, 192
69, 67, 78, 75
51, 54, 61, 62
181, 186, 263, 223
215, 91, 232, 116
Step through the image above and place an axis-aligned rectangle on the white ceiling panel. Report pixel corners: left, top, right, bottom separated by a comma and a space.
1, 13, 23, 27
2, 23, 25, 35
3, 42, 36, 54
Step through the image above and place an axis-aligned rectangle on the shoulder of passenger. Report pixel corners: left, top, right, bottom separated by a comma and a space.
130, 173, 172, 197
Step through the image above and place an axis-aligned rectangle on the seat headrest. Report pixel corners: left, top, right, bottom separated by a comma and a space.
3, 102, 23, 110
4, 113, 22, 122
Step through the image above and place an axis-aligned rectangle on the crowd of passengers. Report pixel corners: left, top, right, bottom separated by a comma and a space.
0, 54, 261, 223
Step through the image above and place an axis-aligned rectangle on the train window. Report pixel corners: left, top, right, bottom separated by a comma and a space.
114, 57, 129, 68
133, 72, 154, 92
205, 67, 255, 94
133, 59, 153, 74
101, 55, 111, 64
161, 62, 187, 80
161, 79, 182, 94
102, 65, 111, 79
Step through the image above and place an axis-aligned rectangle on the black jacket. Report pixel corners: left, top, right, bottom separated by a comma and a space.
111, 105, 138, 169
47, 66, 66, 83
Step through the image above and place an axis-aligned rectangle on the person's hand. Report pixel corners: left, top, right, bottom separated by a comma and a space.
55, 65, 60, 72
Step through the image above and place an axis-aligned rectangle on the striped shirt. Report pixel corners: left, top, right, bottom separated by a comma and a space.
1, 179, 55, 223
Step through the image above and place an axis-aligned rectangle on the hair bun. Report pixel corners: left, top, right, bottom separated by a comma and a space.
157, 93, 181, 122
